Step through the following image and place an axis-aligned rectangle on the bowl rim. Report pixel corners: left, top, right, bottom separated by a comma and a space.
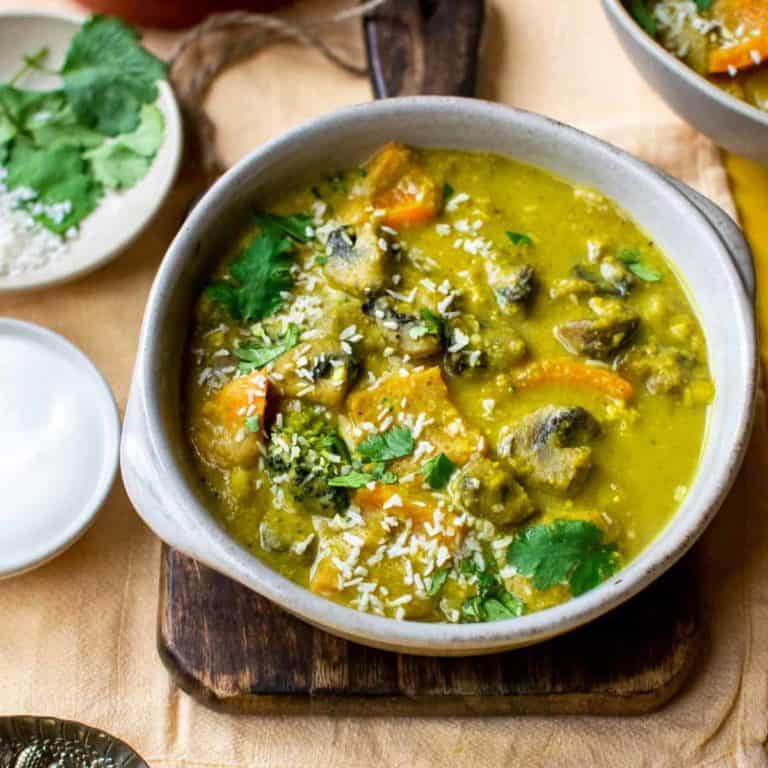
130, 96, 757, 653
602, 0, 768, 127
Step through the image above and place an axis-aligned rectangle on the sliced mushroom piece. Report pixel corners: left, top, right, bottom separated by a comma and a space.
448, 456, 535, 527
362, 294, 442, 359
617, 344, 696, 395
505, 405, 601, 494
486, 263, 536, 313
554, 297, 639, 360
323, 222, 390, 296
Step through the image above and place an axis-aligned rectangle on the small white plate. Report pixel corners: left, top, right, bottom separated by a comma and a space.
0, 10, 183, 292
0, 318, 120, 577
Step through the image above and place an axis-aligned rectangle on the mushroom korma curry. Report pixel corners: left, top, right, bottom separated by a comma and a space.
185, 145, 713, 624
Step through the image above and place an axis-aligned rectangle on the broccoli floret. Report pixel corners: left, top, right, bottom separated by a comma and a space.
266, 407, 350, 514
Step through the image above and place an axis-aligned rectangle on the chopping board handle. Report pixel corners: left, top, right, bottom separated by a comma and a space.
363, 0, 484, 98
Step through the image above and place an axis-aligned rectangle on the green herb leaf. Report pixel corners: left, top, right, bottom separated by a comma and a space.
206, 223, 295, 322
506, 231, 533, 246
695, 0, 714, 11
427, 568, 450, 597
5, 139, 101, 233
629, 0, 657, 36
420, 307, 443, 335
357, 426, 414, 462
61, 15, 167, 136
421, 453, 456, 490
458, 556, 526, 622
245, 415, 260, 433
618, 248, 663, 282
442, 182, 454, 199
253, 212, 313, 244
328, 471, 376, 489
506, 519, 619, 597
84, 103, 164, 189
235, 323, 299, 372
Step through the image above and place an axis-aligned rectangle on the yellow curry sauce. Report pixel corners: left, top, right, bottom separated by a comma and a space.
635, 0, 768, 111
185, 145, 713, 623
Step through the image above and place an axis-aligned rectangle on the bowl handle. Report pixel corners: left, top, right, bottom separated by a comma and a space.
120, 380, 211, 563
660, 171, 755, 301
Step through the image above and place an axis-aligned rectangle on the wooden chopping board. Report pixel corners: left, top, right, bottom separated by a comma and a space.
157, 0, 703, 715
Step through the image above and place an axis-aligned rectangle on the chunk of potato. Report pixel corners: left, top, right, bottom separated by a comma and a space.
346, 367, 486, 472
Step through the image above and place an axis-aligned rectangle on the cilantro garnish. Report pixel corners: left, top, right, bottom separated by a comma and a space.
618, 248, 663, 282
61, 15, 167, 136
357, 426, 414, 462
629, 0, 657, 36
245, 415, 260, 433
206, 223, 295, 323
253, 212, 313, 244
506, 231, 533, 246
5, 139, 101, 233
421, 453, 456, 490
0, 15, 166, 234
235, 323, 299, 372
459, 557, 525, 622
695, 0, 713, 11
506, 519, 619, 597
442, 182, 454, 199
427, 567, 450, 597
86, 103, 164, 189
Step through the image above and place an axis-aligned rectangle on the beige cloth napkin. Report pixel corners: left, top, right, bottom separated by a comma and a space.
1, 1, 767, 766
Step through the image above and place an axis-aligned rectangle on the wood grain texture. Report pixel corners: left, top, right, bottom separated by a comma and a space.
363, 0, 485, 98
158, 546, 702, 715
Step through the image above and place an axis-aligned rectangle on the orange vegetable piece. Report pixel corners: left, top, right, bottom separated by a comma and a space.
708, 0, 768, 73
515, 359, 634, 401
346, 367, 486, 470
211, 371, 269, 434
365, 143, 442, 229
354, 484, 465, 547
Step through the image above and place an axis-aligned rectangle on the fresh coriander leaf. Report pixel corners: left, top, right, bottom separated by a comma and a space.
506, 519, 619, 597
315, 254, 328, 266
421, 453, 456, 489
357, 426, 414, 462
420, 307, 443, 335
506, 231, 533, 246
427, 568, 450, 597
61, 15, 167, 136
443, 182, 454, 199
618, 248, 662, 282
85, 104, 164, 189
235, 324, 299, 372
5, 139, 102, 233
629, 0, 657, 36
10, 47, 52, 85
0, 141, 8, 166
245, 415, 260, 433
482, 593, 525, 620
328, 471, 375, 488
254, 212, 313, 243
371, 463, 398, 484
206, 227, 294, 322
695, 0, 713, 10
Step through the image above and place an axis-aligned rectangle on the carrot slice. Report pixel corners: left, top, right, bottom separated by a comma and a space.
515, 359, 634, 401
365, 143, 442, 228
708, 0, 768, 73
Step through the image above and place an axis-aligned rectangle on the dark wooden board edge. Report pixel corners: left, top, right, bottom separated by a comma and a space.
158, 545, 703, 716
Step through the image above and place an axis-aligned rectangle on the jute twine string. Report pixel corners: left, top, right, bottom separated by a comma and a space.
168, 0, 389, 171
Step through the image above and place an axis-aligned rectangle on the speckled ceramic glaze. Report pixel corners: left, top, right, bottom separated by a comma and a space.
602, 0, 768, 162
120, 97, 757, 655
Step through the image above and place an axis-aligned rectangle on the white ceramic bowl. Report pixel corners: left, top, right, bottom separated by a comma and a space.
602, 0, 768, 162
0, 10, 183, 292
121, 97, 757, 655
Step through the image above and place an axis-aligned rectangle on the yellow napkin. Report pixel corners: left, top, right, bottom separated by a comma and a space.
1, 1, 767, 766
